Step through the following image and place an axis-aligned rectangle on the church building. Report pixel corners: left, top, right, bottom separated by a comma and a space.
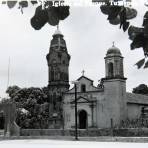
47, 29, 148, 129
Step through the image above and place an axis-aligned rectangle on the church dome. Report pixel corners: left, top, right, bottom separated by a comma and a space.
50, 28, 67, 49
107, 44, 121, 56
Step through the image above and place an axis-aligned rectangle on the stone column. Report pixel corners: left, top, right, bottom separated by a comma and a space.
90, 103, 94, 127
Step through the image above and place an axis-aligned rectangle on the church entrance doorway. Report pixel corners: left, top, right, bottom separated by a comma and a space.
0, 111, 5, 136
78, 110, 87, 129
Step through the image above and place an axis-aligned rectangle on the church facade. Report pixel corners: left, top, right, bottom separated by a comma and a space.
47, 29, 148, 129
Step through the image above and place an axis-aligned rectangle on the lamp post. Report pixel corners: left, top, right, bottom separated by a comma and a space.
71, 80, 79, 140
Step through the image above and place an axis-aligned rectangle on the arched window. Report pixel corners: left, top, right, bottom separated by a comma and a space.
51, 70, 54, 81
108, 62, 114, 77
81, 84, 86, 92
53, 93, 56, 110
63, 60, 65, 64
57, 71, 60, 80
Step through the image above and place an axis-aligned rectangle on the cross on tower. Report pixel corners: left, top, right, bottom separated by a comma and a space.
82, 70, 85, 76
112, 41, 115, 47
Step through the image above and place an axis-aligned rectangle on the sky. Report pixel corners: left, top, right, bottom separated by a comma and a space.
0, 0, 147, 97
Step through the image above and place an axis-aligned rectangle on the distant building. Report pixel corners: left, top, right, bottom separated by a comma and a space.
47, 29, 148, 129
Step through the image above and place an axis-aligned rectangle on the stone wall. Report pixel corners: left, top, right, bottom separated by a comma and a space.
126, 93, 148, 120
20, 128, 148, 137
0, 103, 20, 137
20, 129, 64, 136
20, 129, 112, 137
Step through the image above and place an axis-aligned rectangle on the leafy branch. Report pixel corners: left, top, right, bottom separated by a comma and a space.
2, 0, 70, 29
99, 0, 148, 69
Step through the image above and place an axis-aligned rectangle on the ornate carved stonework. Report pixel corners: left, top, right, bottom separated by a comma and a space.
46, 29, 70, 128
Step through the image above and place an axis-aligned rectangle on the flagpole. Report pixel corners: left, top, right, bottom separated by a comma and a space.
7, 57, 10, 90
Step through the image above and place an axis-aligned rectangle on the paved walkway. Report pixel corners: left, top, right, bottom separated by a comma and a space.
1, 136, 148, 142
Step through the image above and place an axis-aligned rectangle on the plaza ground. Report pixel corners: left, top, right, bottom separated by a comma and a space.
1, 136, 148, 143
0, 139, 148, 148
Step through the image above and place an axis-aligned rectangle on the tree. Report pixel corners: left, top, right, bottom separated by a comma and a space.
5, 85, 20, 98
1, 0, 70, 30
5, 86, 49, 129
132, 84, 148, 95
99, 0, 148, 68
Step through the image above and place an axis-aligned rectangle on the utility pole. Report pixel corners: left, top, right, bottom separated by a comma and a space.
72, 80, 79, 140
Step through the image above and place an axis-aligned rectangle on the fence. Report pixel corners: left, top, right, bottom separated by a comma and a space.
20, 128, 148, 137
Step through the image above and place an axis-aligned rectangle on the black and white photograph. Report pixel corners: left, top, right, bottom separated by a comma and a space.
0, 0, 148, 147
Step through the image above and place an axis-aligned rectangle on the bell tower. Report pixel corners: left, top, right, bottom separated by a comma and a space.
46, 28, 70, 128
100, 43, 127, 128
105, 43, 124, 79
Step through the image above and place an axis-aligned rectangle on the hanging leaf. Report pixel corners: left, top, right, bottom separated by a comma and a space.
120, 7, 129, 32
144, 25, 148, 37
109, 16, 120, 25
143, 38, 148, 57
123, 21, 129, 32
57, 6, 70, 20
144, 60, 148, 68
135, 58, 145, 69
7, 1, 17, 9
19, 1, 28, 8
47, 7, 59, 26
2, 1, 6, 4
107, 6, 121, 20
100, 5, 136, 32
131, 33, 144, 50
144, 11, 148, 19
143, 18, 148, 27
30, 1, 38, 5
100, 5, 111, 15
126, 7, 137, 20
143, 11, 148, 27
119, 7, 126, 28
30, 5, 48, 30
128, 26, 144, 40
